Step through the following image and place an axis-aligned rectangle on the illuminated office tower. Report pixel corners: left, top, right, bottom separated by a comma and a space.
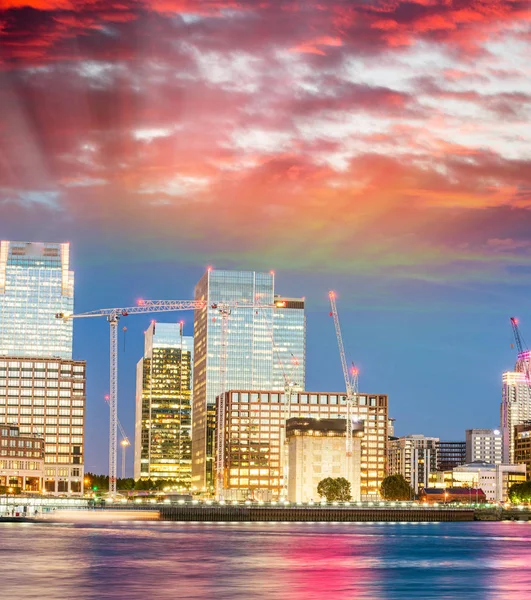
135, 322, 193, 482
192, 270, 307, 492
0, 241, 74, 359
0, 241, 83, 495
501, 369, 531, 463
272, 296, 305, 389
192, 270, 275, 492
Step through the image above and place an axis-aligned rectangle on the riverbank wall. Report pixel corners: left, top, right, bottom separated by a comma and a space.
159, 505, 474, 522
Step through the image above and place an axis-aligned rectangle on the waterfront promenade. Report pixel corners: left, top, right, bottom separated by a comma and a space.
2, 497, 531, 522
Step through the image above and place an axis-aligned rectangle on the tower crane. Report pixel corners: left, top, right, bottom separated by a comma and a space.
57, 298, 276, 499
510, 317, 531, 382
328, 291, 358, 473
57, 300, 206, 497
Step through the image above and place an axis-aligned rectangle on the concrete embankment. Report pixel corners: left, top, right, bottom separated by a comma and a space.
475, 508, 531, 522
159, 505, 474, 522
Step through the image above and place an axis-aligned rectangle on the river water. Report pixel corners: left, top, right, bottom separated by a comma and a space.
1, 521, 531, 599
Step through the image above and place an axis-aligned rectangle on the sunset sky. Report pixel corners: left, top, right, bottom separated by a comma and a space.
2, 0, 531, 474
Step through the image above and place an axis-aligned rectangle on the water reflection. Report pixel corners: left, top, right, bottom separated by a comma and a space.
1, 522, 531, 599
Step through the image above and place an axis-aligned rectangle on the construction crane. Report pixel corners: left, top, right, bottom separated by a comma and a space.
328, 291, 358, 465
57, 300, 206, 497
510, 317, 531, 382
57, 298, 275, 499
215, 305, 231, 500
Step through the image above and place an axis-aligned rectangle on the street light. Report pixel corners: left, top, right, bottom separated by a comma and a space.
120, 439, 130, 480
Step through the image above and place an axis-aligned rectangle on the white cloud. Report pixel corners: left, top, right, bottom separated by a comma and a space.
139, 175, 210, 196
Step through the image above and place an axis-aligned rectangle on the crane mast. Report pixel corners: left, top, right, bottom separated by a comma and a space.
328, 291, 357, 460
215, 306, 231, 500
104, 395, 130, 480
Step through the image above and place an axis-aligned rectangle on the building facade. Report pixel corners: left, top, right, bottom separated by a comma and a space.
135, 322, 193, 483
388, 435, 439, 495
514, 422, 531, 472
217, 390, 388, 500
272, 296, 305, 389
0, 425, 44, 492
0, 358, 85, 494
437, 441, 466, 471
501, 370, 530, 463
0, 241, 74, 359
451, 462, 526, 503
465, 429, 503, 465
192, 269, 306, 492
287, 417, 363, 503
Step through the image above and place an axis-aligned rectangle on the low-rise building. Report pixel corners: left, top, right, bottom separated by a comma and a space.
286, 417, 363, 503
465, 429, 503, 465
388, 435, 439, 495
0, 425, 44, 492
431, 461, 526, 503
420, 487, 487, 504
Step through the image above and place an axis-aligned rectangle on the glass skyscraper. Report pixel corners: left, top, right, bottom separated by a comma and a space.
135, 322, 194, 482
191, 269, 306, 491
272, 296, 305, 389
0, 241, 74, 358
0, 240, 84, 495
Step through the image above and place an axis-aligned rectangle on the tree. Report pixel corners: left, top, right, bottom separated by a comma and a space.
317, 477, 352, 502
380, 474, 413, 501
508, 481, 531, 503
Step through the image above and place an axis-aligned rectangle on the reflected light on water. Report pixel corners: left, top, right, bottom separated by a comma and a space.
1, 522, 531, 599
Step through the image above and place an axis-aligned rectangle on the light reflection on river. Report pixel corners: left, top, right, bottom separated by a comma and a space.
1, 521, 531, 599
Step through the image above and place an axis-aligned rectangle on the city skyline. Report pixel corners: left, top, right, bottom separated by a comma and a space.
0, 238, 521, 476
2, 3, 531, 598
2, 0, 530, 476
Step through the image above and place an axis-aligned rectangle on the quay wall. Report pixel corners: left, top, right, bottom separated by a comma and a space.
159, 505, 474, 522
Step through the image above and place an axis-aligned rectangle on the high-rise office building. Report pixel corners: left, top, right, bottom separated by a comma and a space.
0, 241, 74, 359
0, 357, 86, 494
217, 390, 388, 500
501, 370, 530, 463
272, 296, 305, 389
135, 322, 193, 482
465, 429, 503, 465
0, 241, 83, 495
192, 269, 306, 491
388, 435, 439, 495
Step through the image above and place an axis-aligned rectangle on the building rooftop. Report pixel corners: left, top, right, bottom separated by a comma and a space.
286, 417, 364, 436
